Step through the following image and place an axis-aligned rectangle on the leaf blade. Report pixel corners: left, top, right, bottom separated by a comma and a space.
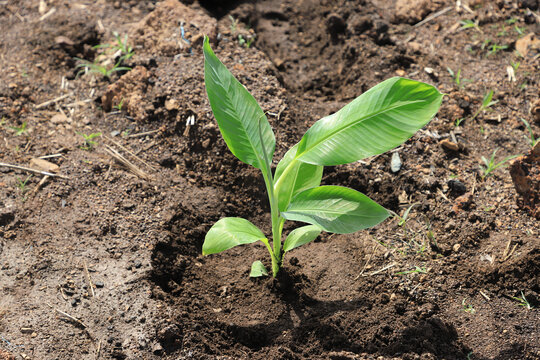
203, 36, 275, 171
274, 143, 323, 212
283, 225, 322, 253
281, 186, 389, 234
295, 77, 443, 166
249, 260, 268, 277
203, 217, 266, 255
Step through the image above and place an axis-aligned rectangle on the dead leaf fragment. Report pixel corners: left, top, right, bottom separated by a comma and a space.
515, 32, 540, 58
30, 158, 59, 173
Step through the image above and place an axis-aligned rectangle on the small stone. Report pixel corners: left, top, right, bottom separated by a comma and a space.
51, 113, 68, 124
390, 152, 402, 173
134, 260, 142, 268
440, 139, 459, 152
164, 99, 178, 111
453, 243, 461, 252
452, 192, 474, 213
152, 343, 163, 355
94, 281, 104, 288
395, 69, 406, 77
448, 179, 467, 196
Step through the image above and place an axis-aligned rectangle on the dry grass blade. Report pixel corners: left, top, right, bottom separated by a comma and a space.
105, 136, 156, 171
34, 93, 71, 109
104, 144, 152, 180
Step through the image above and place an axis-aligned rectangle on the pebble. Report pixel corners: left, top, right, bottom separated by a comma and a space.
94, 281, 104, 288
448, 179, 467, 196
440, 139, 459, 152
453, 244, 461, 252
390, 152, 402, 173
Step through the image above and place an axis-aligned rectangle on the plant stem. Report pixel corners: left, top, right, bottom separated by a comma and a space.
257, 114, 282, 277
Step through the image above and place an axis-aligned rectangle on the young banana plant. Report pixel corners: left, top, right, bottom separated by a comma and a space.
201, 36, 443, 277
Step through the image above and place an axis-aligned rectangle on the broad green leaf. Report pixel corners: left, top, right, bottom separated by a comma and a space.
281, 186, 389, 234
283, 225, 322, 253
203, 217, 266, 255
249, 260, 268, 277
295, 77, 443, 166
274, 144, 323, 212
203, 36, 275, 172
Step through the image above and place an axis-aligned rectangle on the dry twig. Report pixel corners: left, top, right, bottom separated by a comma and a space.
0, 162, 69, 179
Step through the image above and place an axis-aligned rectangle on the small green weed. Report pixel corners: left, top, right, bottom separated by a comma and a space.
113, 98, 125, 111
16, 175, 32, 201
506, 17, 518, 25
454, 118, 465, 127
514, 25, 525, 36
520, 118, 538, 147
447, 68, 471, 90
460, 19, 480, 32
238, 34, 254, 48
76, 32, 133, 79
75, 58, 130, 79
497, 25, 508, 37
487, 43, 508, 56
511, 292, 533, 309
77, 132, 102, 150
471, 90, 498, 121
94, 32, 134, 62
9, 121, 28, 136
510, 60, 520, 72
461, 299, 476, 314
479, 148, 519, 180
395, 266, 427, 275
229, 15, 239, 33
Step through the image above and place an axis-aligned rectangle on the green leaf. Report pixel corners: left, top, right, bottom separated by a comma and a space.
281, 186, 389, 234
203, 217, 266, 255
274, 144, 323, 212
249, 260, 268, 277
295, 77, 443, 166
203, 36, 275, 172
283, 225, 322, 253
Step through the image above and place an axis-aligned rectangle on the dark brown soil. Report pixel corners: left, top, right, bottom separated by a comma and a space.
1, 1, 539, 359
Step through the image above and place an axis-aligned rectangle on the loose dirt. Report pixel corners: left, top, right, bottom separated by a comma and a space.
0, 0, 538, 359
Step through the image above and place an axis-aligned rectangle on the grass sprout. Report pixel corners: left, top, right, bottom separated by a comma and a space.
16, 175, 32, 201
520, 118, 538, 147
447, 67, 472, 90
511, 292, 533, 309
9, 121, 28, 136
471, 90, 498, 120
479, 148, 520, 180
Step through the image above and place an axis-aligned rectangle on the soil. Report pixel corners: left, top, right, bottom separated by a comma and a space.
0, 0, 539, 359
